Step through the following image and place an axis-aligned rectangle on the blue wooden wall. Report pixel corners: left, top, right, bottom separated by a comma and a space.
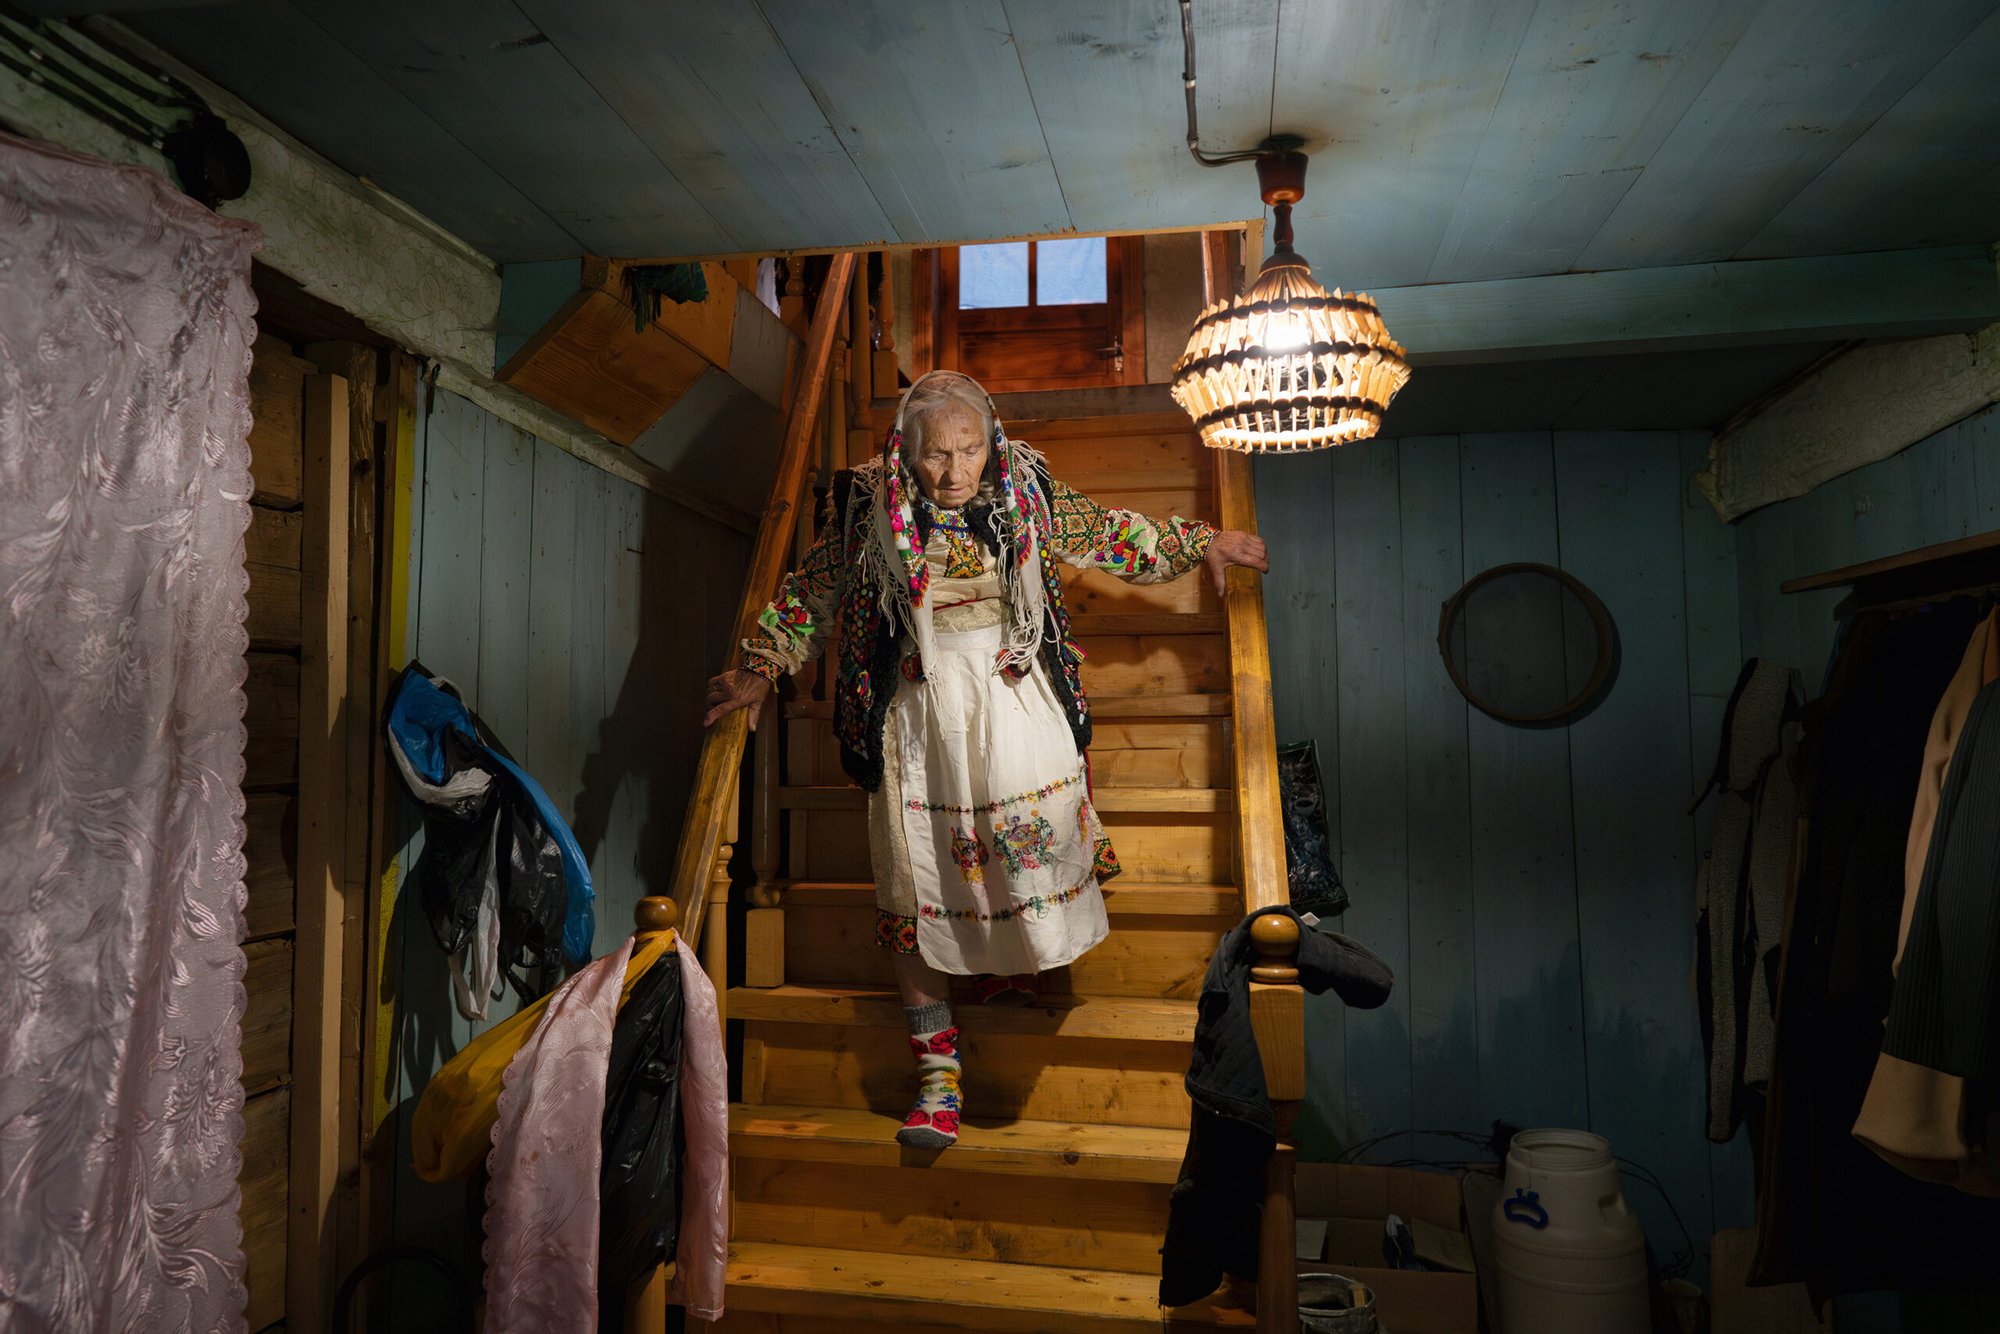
1737, 403, 2000, 680
1732, 402, 2000, 1334
384, 388, 751, 1308
1256, 430, 1752, 1277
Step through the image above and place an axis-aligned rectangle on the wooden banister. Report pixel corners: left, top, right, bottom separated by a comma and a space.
1205, 226, 1303, 1334
666, 251, 857, 945
1216, 450, 1286, 915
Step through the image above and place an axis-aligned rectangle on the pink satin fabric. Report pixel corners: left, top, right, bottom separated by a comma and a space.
482, 940, 634, 1333
0, 131, 259, 1331
480, 935, 729, 1327
671, 935, 730, 1321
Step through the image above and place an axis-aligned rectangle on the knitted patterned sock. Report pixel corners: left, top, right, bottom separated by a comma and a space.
896, 1001, 962, 1149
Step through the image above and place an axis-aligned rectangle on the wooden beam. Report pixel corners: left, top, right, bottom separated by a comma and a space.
1371, 245, 2000, 365
289, 371, 350, 1334
1699, 319, 2000, 521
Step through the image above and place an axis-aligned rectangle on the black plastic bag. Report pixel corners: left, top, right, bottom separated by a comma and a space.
597, 951, 686, 1328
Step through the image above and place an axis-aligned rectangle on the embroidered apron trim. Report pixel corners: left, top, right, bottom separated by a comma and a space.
917, 883, 1087, 925
904, 767, 1086, 815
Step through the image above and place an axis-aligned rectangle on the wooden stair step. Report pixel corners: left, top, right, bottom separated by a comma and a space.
723, 1241, 1255, 1332
1090, 692, 1231, 718
732, 984, 1196, 1044
730, 1103, 1192, 1183
1072, 611, 1224, 636
778, 785, 1231, 814
779, 879, 1241, 917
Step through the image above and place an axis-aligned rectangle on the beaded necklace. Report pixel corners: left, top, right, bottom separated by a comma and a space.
919, 494, 986, 578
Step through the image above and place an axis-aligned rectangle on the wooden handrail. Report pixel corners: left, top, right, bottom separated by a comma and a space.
1216, 450, 1287, 915
666, 251, 857, 947
1205, 226, 1303, 1334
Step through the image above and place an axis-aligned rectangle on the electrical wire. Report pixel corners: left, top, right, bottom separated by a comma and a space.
1334, 1125, 1699, 1280
1179, 0, 1267, 168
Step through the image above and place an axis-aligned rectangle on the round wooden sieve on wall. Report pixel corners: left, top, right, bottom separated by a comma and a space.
1437, 562, 1617, 725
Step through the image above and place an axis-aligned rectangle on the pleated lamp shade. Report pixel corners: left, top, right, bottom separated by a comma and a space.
1171, 252, 1412, 453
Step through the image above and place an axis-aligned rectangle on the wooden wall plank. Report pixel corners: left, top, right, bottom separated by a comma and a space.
755, 1, 1071, 244
289, 0, 731, 256
242, 938, 294, 1096
524, 446, 580, 815
476, 417, 536, 746
1396, 436, 1479, 1162
1003, 0, 1272, 235
1329, 439, 1413, 1158
510, 0, 892, 252
595, 481, 646, 955
1459, 432, 1588, 1132
1743, 6, 2000, 258
569, 466, 610, 900
1681, 433, 1756, 1234
246, 551, 303, 650
1273, 0, 1542, 289
243, 791, 295, 941
1427, 0, 1754, 282
247, 507, 303, 569
290, 371, 351, 1333
248, 333, 307, 508
1554, 431, 1711, 1264
413, 392, 486, 697
1575, 0, 1995, 271
240, 1087, 290, 1333
244, 653, 300, 792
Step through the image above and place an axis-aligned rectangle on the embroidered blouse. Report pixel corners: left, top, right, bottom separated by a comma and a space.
741, 477, 1216, 682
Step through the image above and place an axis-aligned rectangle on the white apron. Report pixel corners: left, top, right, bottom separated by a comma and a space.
880, 619, 1110, 975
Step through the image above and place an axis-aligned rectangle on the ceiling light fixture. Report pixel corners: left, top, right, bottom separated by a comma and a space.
1169, 3, 1411, 453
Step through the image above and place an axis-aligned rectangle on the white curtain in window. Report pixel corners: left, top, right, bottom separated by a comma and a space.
0, 131, 260, 1332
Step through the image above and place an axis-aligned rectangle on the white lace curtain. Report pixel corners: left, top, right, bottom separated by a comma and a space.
0, 132, 260, 1332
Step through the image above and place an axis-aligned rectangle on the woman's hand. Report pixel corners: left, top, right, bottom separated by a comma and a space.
703, 668, 773, 729
1204, 529, 1270, 598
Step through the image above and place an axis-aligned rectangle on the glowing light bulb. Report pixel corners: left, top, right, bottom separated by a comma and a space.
1262, 310, 1308, 352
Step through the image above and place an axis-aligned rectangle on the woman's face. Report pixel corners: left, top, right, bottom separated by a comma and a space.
912, 403, 987, 508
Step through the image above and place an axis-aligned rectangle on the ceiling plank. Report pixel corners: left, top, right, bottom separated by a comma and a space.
1271, 0, 1543, 291
1425, 0, 1759, 283
1375, 245, 2000, 364
122, 0, 577, 260
756, 0, 1071, 244
287, 0, 733, 256
512, 0, 895, 252
1743, 7, 2000, 259
1003, 0, 1276, 236
1574, 0, 1996, 272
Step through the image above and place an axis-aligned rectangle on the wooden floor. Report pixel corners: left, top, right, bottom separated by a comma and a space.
710, 413, 1258, 1330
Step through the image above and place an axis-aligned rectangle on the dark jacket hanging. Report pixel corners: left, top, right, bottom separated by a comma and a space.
1754, 599, 2000, 1300
1159, 906, 1392, 1308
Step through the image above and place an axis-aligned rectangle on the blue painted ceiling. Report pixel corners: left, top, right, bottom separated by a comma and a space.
78, 0, 2000, 289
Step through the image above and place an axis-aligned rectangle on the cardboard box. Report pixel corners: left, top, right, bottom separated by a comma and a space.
1294, 1163, 1480, 1334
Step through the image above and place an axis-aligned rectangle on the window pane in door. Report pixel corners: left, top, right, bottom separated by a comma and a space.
959, 242, 1028, 309
1036, 237, 1107, 305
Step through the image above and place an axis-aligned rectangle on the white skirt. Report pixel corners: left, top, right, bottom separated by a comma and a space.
871, 621, 1110, 976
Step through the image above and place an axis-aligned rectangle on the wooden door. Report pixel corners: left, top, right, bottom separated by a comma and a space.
918, 237, 1145, 393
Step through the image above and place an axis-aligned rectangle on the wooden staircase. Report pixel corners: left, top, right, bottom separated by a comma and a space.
659, 248, 1305, 1333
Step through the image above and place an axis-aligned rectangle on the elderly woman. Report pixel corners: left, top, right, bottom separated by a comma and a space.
704, 370, 1267, 1149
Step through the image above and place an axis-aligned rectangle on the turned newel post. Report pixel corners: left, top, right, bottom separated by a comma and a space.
1249, 913, 1304, 1334
703, 789, 736, 1036
624, 896, 680, 1334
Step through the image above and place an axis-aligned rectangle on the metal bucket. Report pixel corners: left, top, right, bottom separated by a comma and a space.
1298, 1273, 1378, 1334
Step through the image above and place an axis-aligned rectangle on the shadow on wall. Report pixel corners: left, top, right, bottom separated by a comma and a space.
377, 386, 755, 1322
631, 367, 785, 522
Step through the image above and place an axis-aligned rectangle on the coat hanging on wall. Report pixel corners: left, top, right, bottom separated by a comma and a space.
0, 131, 260, 1330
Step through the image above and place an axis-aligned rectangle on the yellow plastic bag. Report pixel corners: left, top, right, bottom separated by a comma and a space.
411, 930, 679, 1182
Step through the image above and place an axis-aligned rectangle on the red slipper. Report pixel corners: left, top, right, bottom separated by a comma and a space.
973, 973, 1038, 1006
